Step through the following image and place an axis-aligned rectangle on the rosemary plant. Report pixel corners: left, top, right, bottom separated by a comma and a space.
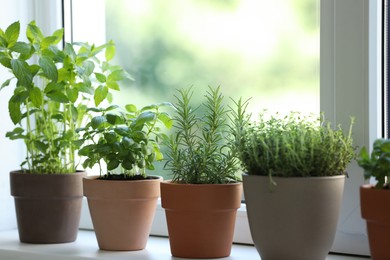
232, 100, 355, 179
164, 86, 239, 184
0, 21, 128, 174
357, 139, 390, 189
78, 103, 172, 179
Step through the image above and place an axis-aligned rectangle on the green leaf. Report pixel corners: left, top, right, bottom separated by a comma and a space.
5, 21, 20, 47
27, 21, 44, 43
1, 78, 12, 91
104, 132, 117, 143
105, 105, 119, 111
75, 83, 94, 95
105, 114, 120, 125
107, 159, 120, 171
141, 104, 157, 112
125, 104, 137, 112
8, 99, 21, 124
134, 111, 156, 128
64, 43, 76, 60
106, 81, 120, 91
94, 85, 108, 106
11, 89, 29, 102
33, 140, 48, 153
51, 28, 64, 44
91, 116, 107, 129
10, 42, 31, 55
39, 56, 58, 82
114, 126, 129, 136
107, 69, 127, 82
66, 87, 79, 103
5, 127, 26, 140
122, 160, 134, 170
30, 64, 40, 77
82, 60, 95, 76
158, 112, 173, 129
29, 87, 43, 107
79, 144, 94, 156
11, 59, 33, 87
46, 91, 69, 103
122, 137, 134, 148
0, 55, 11, 68
44, 82, 64, 93
105, 41, 115, 61
95, 73, 106, 83
40, 36, 58, 49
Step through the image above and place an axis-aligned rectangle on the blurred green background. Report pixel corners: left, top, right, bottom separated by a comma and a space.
105, 0, 319, 113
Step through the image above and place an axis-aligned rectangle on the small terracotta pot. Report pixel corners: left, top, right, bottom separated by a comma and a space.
83, 176, 162, 251
243, 174, 345, 260
360, 184, 390, 260
161, 181, 242, 258
10, 171, 85, 244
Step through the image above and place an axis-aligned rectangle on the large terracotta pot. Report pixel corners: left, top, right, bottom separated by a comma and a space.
243, 174, 345, 260
83, 175, 162, 251
10, 171, 85, 244
160, 181, 242, 258
360, 184, 390, 260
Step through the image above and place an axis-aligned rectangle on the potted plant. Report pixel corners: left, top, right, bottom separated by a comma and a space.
78, 102, 172, 251
161, 86, 242, 258
232, 103, 355, 260
0, 21, 127, 243
357, 138, 390, 260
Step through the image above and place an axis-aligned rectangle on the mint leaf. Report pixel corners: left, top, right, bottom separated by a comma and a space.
39, 56, 58, 82
94, 85, 108, 106
5, 21, 20, 47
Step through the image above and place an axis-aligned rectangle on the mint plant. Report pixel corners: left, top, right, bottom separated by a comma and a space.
78, 103, 172, 179
231, 103, 355, 180
0, 21, 129, 174
357, 139, 390, 189
164, 86, 239, 184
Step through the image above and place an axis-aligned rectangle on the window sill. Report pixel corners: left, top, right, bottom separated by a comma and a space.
0, 229, 369, 260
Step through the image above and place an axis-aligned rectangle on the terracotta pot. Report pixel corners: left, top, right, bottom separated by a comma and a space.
360, 184, 390, 260
83, 175, 162, 251
161, 181, 242, 258
10, 171, 85, 244
243, 174, 345, 260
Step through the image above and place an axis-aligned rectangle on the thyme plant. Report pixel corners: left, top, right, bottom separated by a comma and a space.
78, 103, 172, 179
0, 21, 128, 173
357, 139, 390, 189
164, 86, 239, 184
232, 100, 355, 179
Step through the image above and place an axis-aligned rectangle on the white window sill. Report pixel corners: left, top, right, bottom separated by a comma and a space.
0, 229, 370, 260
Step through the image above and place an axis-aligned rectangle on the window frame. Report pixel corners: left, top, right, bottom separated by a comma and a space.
59, 0, 381, 255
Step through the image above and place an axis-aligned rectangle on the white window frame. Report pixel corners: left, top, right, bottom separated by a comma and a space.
16, 0, 380, 255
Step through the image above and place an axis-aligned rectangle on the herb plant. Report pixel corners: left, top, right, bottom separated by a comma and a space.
78, 103, 172, 179
0, 21, 128, 174
357, 139, 390, 189
232, 102, 355, 180
164, 86, 239, 184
